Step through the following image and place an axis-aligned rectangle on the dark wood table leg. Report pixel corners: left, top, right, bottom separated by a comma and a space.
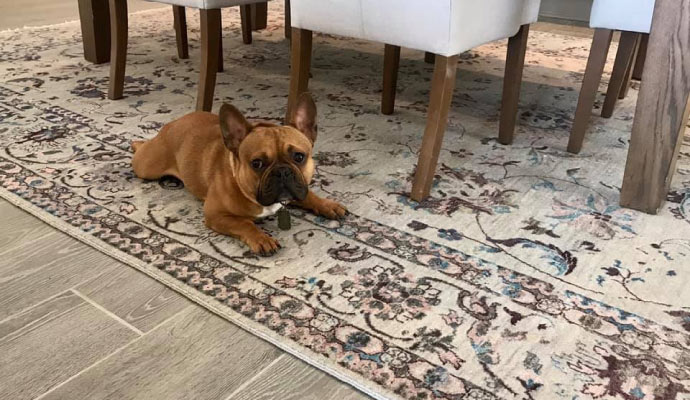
78, 0, 111, 64
284, 0, 291, 39
251, 2, 268, 31
218, 17, 224, 72
240, 5, 253, 44
620, 0, 690, 213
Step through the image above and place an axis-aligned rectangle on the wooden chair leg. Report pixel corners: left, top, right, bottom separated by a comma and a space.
567, 28, 613, 154
218, 17, 224, 72
239, 5, 252, 44
618, 34, 641, 99
79, 0, 111, 64
172, 6, 189, 59
108, 0, 128, 100
632, 33, 649, 81
381, 44, 401, 115
424, 52, 435, 64
499, 24, 530, 145
196, 9, 221, 112
602, 31, 639, 117
251, 2, 268, 31
286, 27, 313, 122
410, 54, 459, 202
285, 0, 291, 39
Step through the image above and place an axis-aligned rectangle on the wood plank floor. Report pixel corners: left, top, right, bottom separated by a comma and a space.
0, 2, 594, 398
0, 0, 165, 30
0, 197, 370, 399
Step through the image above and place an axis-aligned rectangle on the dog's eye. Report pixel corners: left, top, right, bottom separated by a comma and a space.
250, 159, 263, 170
293, 152, 306, 164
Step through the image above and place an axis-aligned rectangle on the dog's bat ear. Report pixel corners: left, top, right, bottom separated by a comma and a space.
219, 103, 252, 153
290, 93, 317, 144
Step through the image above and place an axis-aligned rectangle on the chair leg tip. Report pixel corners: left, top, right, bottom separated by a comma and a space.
566, 144, 582, 154
497, 136, 513, 146
409, 186, 428, 203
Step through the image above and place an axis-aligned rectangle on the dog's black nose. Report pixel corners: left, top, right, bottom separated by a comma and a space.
274, 165, 293, 180
256, 164, 307, 206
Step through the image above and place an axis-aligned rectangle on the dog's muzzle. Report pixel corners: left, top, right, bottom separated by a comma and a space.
257, 164, 308, 206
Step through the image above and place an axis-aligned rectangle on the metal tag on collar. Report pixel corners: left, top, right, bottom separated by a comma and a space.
277, 207, 291, 230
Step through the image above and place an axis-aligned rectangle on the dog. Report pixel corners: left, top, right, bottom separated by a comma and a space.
131, 93, 346, 255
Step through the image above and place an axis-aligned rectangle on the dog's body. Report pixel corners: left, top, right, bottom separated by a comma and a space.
131, 94, 346, 255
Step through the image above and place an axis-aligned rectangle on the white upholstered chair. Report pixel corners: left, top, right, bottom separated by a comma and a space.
107, 0, 286, 111
568, 0, 655, 153
286, 0, 541, 201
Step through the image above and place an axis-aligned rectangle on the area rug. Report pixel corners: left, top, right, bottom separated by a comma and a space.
1, 4, 689, 399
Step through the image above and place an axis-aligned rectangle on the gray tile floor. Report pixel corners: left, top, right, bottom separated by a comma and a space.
0, 3, 594, 399
0, 5, 368, 397
0, 197, 369, 400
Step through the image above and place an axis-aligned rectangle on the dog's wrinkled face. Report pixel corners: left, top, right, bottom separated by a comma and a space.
237, 125, 314, 206
219, 93, 318, 207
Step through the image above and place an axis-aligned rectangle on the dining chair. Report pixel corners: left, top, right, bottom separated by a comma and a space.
286, 0, 541, 201
107, 0, 284, 112
567, 0, 655, 153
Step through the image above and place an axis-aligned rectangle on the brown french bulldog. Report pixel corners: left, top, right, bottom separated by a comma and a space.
131, 93, 346, 255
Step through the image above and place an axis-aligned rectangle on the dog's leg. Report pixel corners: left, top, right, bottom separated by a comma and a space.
205, 213, 280, 255
295, 191, 347, 220
204, 205, 280, 255
131, 138, 178, 180
132, 141, 145, 152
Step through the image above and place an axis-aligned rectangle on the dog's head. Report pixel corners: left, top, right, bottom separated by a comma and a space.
219, 93, 317, 206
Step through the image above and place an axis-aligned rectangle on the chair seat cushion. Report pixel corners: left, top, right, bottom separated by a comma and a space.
590, 0, 655, 33
290, 0, 540, 56
145, 0, 269, 9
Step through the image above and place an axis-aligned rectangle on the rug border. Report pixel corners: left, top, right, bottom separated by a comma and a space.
0, 186, 400, 400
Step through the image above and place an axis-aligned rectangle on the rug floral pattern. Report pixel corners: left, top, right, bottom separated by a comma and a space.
1, 5, 689, 400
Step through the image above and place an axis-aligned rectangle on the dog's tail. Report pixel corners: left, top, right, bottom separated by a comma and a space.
131, 140, 146, 153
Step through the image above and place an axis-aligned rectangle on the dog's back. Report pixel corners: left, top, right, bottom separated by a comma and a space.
132, 111, 229, 200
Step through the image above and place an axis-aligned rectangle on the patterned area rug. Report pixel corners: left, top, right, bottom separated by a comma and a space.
2, 4, 690, 399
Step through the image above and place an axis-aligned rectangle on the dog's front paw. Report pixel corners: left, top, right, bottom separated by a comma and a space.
243, 232, 281, 256
310, 198, 348, 220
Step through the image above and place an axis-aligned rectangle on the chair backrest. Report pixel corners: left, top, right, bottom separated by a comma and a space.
290, 0, 541, 56
590, 0, 655, 33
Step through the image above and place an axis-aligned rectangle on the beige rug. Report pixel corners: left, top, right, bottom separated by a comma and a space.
1, 4, 689, 399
